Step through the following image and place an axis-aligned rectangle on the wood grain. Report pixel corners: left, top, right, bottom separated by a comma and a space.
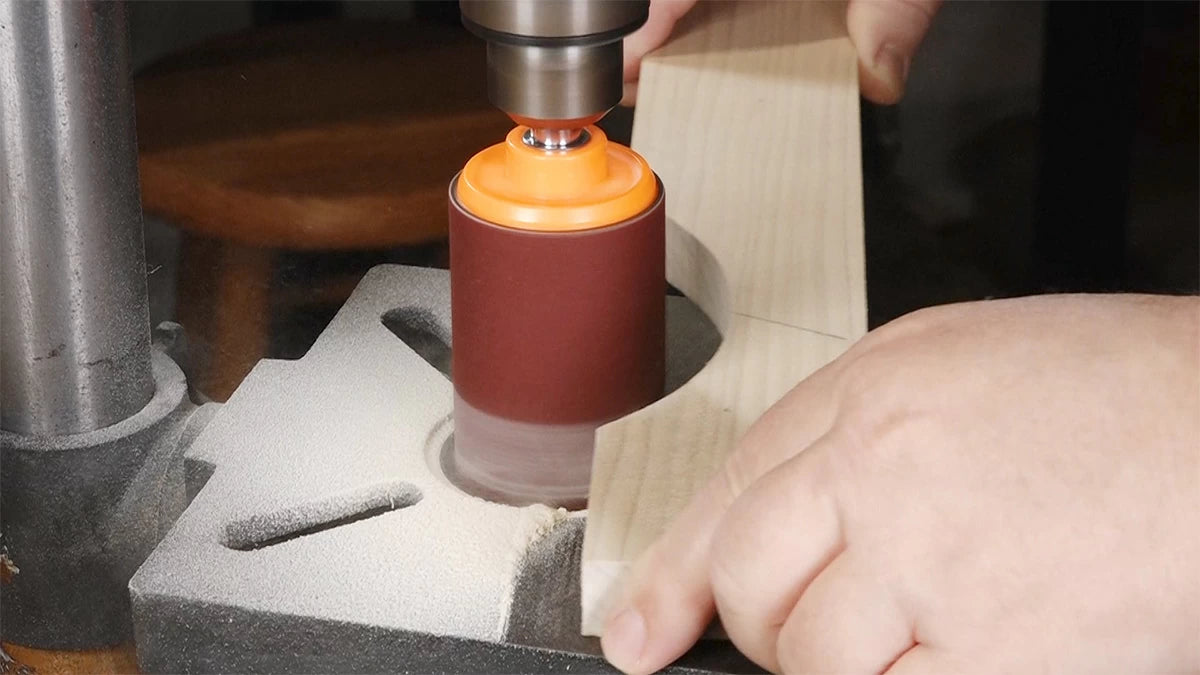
581, 1, 867, 635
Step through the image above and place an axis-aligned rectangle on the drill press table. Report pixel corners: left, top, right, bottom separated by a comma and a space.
130, 265, 751, 673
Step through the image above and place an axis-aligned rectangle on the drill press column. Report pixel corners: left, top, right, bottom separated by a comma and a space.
1, 1, 194, 650
0, 0, 154, 435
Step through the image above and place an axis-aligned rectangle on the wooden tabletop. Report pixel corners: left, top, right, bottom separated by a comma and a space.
135, 20, 513, 250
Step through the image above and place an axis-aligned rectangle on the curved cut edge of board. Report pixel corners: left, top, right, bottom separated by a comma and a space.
580, 0, 865, 638
665, 217, 733, 337
582, 216, 735, 633
582, 312, 853, 635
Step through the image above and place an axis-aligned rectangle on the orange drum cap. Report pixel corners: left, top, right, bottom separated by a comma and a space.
455, 125, 657, 232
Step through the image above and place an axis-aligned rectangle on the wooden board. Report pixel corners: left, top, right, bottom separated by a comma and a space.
581, 1, 867, 635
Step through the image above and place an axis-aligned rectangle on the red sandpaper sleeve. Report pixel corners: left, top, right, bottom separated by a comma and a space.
449, 185, 666, 427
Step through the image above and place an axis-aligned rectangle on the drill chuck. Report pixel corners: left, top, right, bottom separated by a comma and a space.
460, 0, 649, 126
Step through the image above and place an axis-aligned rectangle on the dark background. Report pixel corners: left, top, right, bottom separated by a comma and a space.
132, 0, 1197, 354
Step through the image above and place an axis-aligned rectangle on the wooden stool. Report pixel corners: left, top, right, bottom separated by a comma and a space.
136, 20, 511, 400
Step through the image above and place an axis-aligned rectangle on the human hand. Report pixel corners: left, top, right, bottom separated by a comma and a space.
623, 0, 941, 105
601, 294, 1200, 674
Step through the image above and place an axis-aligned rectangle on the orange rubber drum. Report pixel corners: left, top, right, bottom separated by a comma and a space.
449, 126, 665, 508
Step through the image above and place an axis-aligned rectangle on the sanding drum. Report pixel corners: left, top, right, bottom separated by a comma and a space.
449, 126, 665, 508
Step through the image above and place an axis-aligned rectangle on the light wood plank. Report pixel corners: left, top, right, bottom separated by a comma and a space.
581, 0, 867, 635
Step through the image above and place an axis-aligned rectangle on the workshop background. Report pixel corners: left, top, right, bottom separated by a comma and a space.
130, 0, 1198, 403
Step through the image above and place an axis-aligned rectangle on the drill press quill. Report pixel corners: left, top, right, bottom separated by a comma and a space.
450, 0, 667, 509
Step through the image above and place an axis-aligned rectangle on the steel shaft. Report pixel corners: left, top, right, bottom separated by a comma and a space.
460, 0, 648, 124
1, 0, 154, 435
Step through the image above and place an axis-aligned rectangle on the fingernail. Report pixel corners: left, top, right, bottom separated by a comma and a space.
602, 607, 646, 671
874, 44, 910, 97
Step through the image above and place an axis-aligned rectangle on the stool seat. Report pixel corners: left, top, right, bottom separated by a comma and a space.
135, 19, 511, 400
136, 19, 511, 250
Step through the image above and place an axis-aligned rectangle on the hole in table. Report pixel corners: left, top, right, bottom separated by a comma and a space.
393, 290, 723, 507
223, 482, 422, 551
381, 307, 450, 378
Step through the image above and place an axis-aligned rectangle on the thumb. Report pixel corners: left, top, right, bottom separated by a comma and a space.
621, 0, 698, 105
600, 359, 847, 673
623, 0, 698, 80
847, 0, 941, 104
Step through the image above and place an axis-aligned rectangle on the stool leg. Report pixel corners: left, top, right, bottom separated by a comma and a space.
207, 242, 273, 401
176, 233, 220, 395
177, 234, 273, 401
